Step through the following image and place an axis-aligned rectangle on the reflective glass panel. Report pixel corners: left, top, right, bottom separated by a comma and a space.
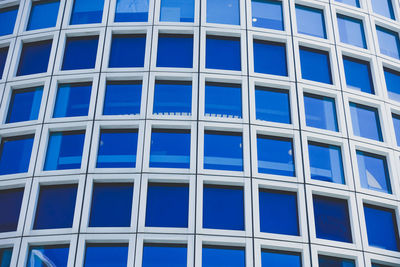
142, 244, 187, 267
109, 34, 146, 68
62, 36, 98, 70
153, 81, 191, 115
206, 36, 241, 71
318, 255, 355, 267
335, 0, 359, 7
53, 83, 91, 118
157, 34, 193, 68
27, 0, 60, 31
203, 246, 245, 267
0, 248, 12, 267
376, 26, 400, 60
104, 81, 142, 116
70, 0, 104, 24
6, 86, 43, 123
384, 67, 400, 102
261, 250, 301, 267
115, 0, 149, 22
27, 245, 69, 267
207, 0, 239, 25
255, 87, 290, 124
392, 114, 400, 146
205, 82, 242, 118
0, 46, 7, 79
0, 6, 18, 36
0, 135, 34, 175
343, 56, 374, 94
160, 0, 194, 22
304, 93, 338, 131
337, 14, 366, 48
350, 103, 382, 141
17, 40, 52, 76
0, 188, 23, 232
84, 244, 128, 267
253, 40, 287, 76
296, 5, 326, 38
299, 47, 332, 84
371, 0, 395, 19
251, 0, 283, 30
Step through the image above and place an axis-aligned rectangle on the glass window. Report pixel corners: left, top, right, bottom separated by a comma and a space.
261, 250, 301, 267
206, 36, 241, 71
253, 40, 287, 76
257, 135, 295, 176
371, 0, 395, 20
160, 0, 194, 22
207, 0, 239, 25
350, 103, 382, 141
27, 0, 60, 31
96, 129, 138, 168
53, 83, 91, 118
109, 34, 146, 68
0, 248, 12, 267
115, 0, 149, 22
205, 82, 242, 118
0, 188, 24, 232
89, 183, 133, 227
104, 81, 142, 116
308, 141, 345, 184
157, 34, 193, 68
384, 67, 400, 102
0, 135, 34, 175
62, 36, 98, 70
295, 5, 326, 38
255, 87, 290, 124
251, 0, 283, 30
33, 184, 77, 229
335, 0, 359, 7
84, 244, 128, 267
145, 183, 189, 227
153, 81, 191, 115
27, 245, 69, 267
0, 6, 18, 36
304, 93, 338, 131
142, 244, 187, 267
203, 246, 245, 267
337, 15, 366, 48
204, 131, 243, 171
150, 129, 190, 168
17, 40, 52, 76
0, 46, 8, 79
376, 26, 400, 60
343, 56, 374, 94
6, 86, 43, 123
313, 195, 352, 243
299, 47, 332, 84
356, 150, 391, 194
392, 114, 400, 146
70, 0, 104, 25
372, 263, 394, 267
318, 255, 355, 267
364, 204, 400, 251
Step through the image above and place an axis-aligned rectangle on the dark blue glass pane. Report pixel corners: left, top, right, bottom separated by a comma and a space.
337, 15, 366, 48
304, 93, 338, 131
318, 255, 355, 267
252, 0, 283, 30
206, 36, 241, 71
0, 135, 34, 175
204, 131, 243, 171
33, 185, 77, 229
350, 103, 382, 141
109, 34, 146, 68
62, 36, 98, 70
115, 0, 149, 22
203, 246, 245, 267
142, 244, 187, 267
153, 81, 191, 115
255, 87, 290, 123
145, 183, 189, 227
160, 0, 194, 22
259, 189, 299, 235
372, 264, 394, 267
296, 5, 326, 38
6, 87, 43, 123
257, 135, 294, 176
364, 204, 400, 251
335, 0, 360, 7
96, 130, 138, 168
254, 40, 287, 76
376, 26, 400, 60
157, 34, 193, 68
104, 81, 142, 115
27, 245, 69, 267
0, 7, 18, 36
84, 244, 128, 267
343, 57, 374, 93
356, 151, 391, 194
89, 183, 133, 227
392, 114, 400, 146
371, 0, 395, 19
0, 248, 12, 267
17, 40, 52, 76
205, 82, 242, 118
203, 185, 244, 230
384, 68, 400, 102
27, 0, 59, 31
0, 46, 8, 79
261, 250, 301, 267
70, 0, 104, 24
150, 129, 190, 168
53, 83, 91, 118
207, 0, 239, 25
300, 47, 332, 84
0, 188, 23, 232
313, 195, 352, 243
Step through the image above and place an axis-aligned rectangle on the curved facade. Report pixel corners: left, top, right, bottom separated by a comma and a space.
0, 0, 400, 266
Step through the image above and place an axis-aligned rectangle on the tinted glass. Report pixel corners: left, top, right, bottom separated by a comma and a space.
109, 34, 146, 68
27, 245, 69, 267
0, 47, 8, 79
254, 40, 287, 76
371, 0, 395, 19
371, 264, 394, 267
392, 114, 400, 146
206, 36, 241, 71
304, 93, 338, 131
27, 0, 60, 31
205, 82, 242, 118
160, 0, 194, 22
53, 83, 91, 118
142, 244, 187, 267
376, 26, 400, 60
296, 5, 326, 38
157, 34, 193, 68
0, 6, 18, 36
384, 68, 400, 102
207, 0, 239, 25
70, 0, 104, 24
337, 15, 366, 48
153, 81, 191, 115
255, 87, 290, 124
17, 40, 52, 76
115, 0, 149, 22
84, 244, 128, 267
0, 248, 12, 267
0, 188, 23, 232
300, 47, 332, 84
251, 0, 283, 30
343, 56, 374, 94
62, 36, 98, 70
335, 0, 359, 7
261, 250, 301, 267
6, 86, 43, 123
318, 255, 355, 267
0, 135, 34, 175
350, 103, 382, 141
203, 246, 245, 267
104, 81, 142, 116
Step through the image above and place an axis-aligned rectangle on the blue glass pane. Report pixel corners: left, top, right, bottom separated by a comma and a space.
205, 82, 242, 118
27, 245, 69, 267
207, 0, 239, 25
335, 0, 359, 7
0, 188, 23, 232
343, 57, 374, 94
203, 246, 245, 267
33, 185, 77, 229
350, 103, 382, 141
376, 26, 400, 60
6, 87, 43, 123
257, 135, 294, 176
109, 34, 146, 68
0, 135, 34, 175
17, 40, 52, 76
261, 250, 301, 267
150, 129, 190, 168
145, 183, 189, 227
372, 264, 394, 267
0, 46, 8, 79
392, 114, 400, 146
384, 68, 400, 102
255, 87, 290, 123
104, 81, 142, 116
300, 47, 332, 84
153, 81, 191, 115
254, 40, 287, 76
27, 0, 59, 31
142, 244, 187, 267
70, 0, 104, 25
259, 189, 299, 235
62, 36, 98, 70
89, 183, 133, 227
160, 0, 194, 22
84, 244, 128, 267
252, 0, 283, 30
308, 142, 345, 184
206, 36, 241, 71
115, 0, 149, 22
53, 83, 91, 118
364, 204, 400, 251
318, 255, 355, 267
0, 7, 18, 36
337, 15, 366, 48
96, 130, 138, 168
371, 0, 395, 19
356, 151, 391, 194
157, 34, 193, 68
313, 195, 352, 243
204, 131, 243, 171
0, 248, 12, 267
304, 93, 338, 131
296, 5, 326, 38
203, 185, 244, 230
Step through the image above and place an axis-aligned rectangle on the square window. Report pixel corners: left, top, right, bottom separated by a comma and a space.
17, 40, 52, 76
33, 184, 77, 229
0, 248, 12, 267
251, 0, 283, 30
103, 81, 142, 116
157, 34, 193, 68
204, 131, 243, 171
253, 40, 287, 76
313, 195, 353, 243
350, 103, 382, 141
203, 246, 245, 267
70, 0, 104, 25
96, 129, 138, 168
6, 86, 43, 123
299, 47, 332, 84
0, 188, 24, 232
295, 5, 326, 38
115, 0, 149, 22
145, 183, 189, 227
27, 0, 60, 31
335, 0, 359, 7
343, 56, 374, 94
257, 135, 295, 176
62, 36, 99, 70
27, 245, 69, 267
89, 183, 133, 227
206, 36, 241, 71
0, 135, 34, 175
255, 87, 291, 124
261, 250, 301, 267
206, 0, 239, 25
371, 0, 395, 20
0, 6, 18, 36
84, 244, 128, 267
149, 129, 191, 168
0, 46, 8, 79
392, 114, 400, 146
318, 255, 355, 267
337, 15, 367, 48
304, 93, 338, 131
153, 81, 191, 115
109, 34, 146, 68
53, 82, 91, 118
384, 67, 400, 102
160, 0, 194, 22
205, 82, 242, 118
142, 244, 187, 267
376, 26, 400, 60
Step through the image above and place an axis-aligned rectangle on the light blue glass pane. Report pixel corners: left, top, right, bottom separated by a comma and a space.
251, 0, 283, 30
70, 0, 104, 24
104, 81, 142, 115
343, 57, 374, 94
384, 68, 400, 102
300, 47, 332, 84
205, 82, 242, 118
115, 0, 149, 22
335, 0, 359, 7
17, 40, 52, 76
206, 36, 241, 71
203, 246, 245, 267
371, 0, 395, 19
376, 26, 400, 60
153, 81, 191, 115
207, 0, 239, 25
142, 244, 187, 267
27, 0, 59, 31
0, 135, 33, 175
84, 244, 128, 267
0, 7, 18, 36
27, 245, 69, 267
109, 34, 146, 68
261, 250, 301, 267
337, 15, 366, 48
160, 0, 194, 22
157, 34, 193, 68
0, 188, 23, 232
0, 248, 12, 267
6, 87, 43, 123
253, 40, 287, 76
296, 5, 326, 38
0, 47, 8, 79
392, 114, 400, 146
62, 37, 98, 70
53, 83, 91, 118
318, 255, 355, 267
356, 151, 391, 194
304, 94, 338, 131
255, 87, 290, 123
350, 103, 382, 141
